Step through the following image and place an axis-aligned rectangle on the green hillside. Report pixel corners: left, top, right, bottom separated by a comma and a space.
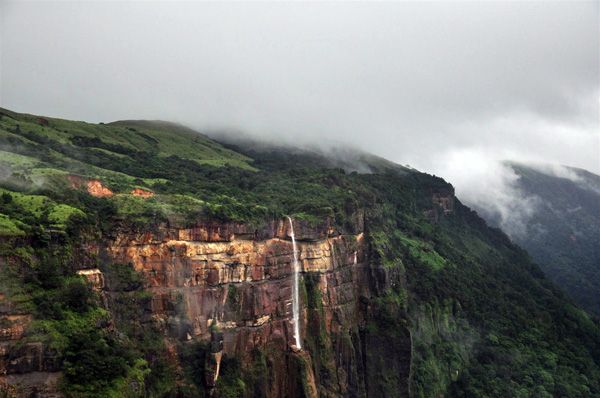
474, 162, 600, 316
0, 109, 599, 397
0, 107, 254, 174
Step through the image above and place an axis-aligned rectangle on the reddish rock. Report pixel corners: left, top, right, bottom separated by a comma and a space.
106, 218, 375, 396
131, 188, 154, 198
67, 175, 114, 197
86, 180, 113, 197
76, 268, 104, 291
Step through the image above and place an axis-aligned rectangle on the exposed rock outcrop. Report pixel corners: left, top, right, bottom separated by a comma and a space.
86, 180, 114, 198
76, 268, 104, 291
105, 216, 404, 396
0, 295, 61, 397
424, 190, 455, 222
67, 175, 114, 197
131, 188, 154, 198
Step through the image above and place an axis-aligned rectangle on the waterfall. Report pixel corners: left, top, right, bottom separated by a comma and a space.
287, 216, 302, 349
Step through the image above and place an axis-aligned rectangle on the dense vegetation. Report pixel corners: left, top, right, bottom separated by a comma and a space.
0, 108, 599, 397
473, 162, 600, 317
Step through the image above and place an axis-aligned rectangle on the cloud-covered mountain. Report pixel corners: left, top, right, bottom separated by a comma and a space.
468, 161, 600, 315
1, 108, 599, 396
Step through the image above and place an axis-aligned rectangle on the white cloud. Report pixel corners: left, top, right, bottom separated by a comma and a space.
1, 1, 598, 175
427, 148, 544, 237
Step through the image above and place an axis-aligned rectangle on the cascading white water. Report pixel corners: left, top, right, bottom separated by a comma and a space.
287, 216, 302, 349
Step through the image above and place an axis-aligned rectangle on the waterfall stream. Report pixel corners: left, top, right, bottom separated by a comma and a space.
287, 216, 302, 349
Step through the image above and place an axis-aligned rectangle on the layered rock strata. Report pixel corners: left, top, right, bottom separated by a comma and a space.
107, 218, 381, 396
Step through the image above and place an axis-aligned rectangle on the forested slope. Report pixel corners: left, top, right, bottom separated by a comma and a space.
0, 108, 598, 397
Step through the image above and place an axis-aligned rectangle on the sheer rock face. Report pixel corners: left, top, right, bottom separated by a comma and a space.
109, 218, 365, 346
0, 216, 410, 397
0, 296, 61, 397
107, 218, 379, 396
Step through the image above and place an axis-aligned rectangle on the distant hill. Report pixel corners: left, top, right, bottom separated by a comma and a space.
472, 161, 600, 316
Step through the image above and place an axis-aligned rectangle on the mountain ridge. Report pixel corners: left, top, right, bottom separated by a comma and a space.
0, 108, 598, 397
471, 160, 600, 317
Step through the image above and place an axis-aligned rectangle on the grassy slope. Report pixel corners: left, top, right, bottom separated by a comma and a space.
0, 107, 262, 227
107, 120, 254, 169
0, 107, 254, 170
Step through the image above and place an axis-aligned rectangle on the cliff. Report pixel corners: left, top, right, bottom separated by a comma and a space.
0, 255, 62, 397
0, 215, 408, 397
101, 217, 410, 397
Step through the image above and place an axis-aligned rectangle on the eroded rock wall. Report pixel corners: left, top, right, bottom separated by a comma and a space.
0, 214, 412, 397
107, 218, 385, 397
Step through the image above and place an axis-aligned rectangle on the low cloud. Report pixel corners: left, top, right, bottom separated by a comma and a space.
1, 1, 597, 177
427, 149, 544, 237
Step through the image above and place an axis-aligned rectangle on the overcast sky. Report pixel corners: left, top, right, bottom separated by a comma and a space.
1, 1, 598, 180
